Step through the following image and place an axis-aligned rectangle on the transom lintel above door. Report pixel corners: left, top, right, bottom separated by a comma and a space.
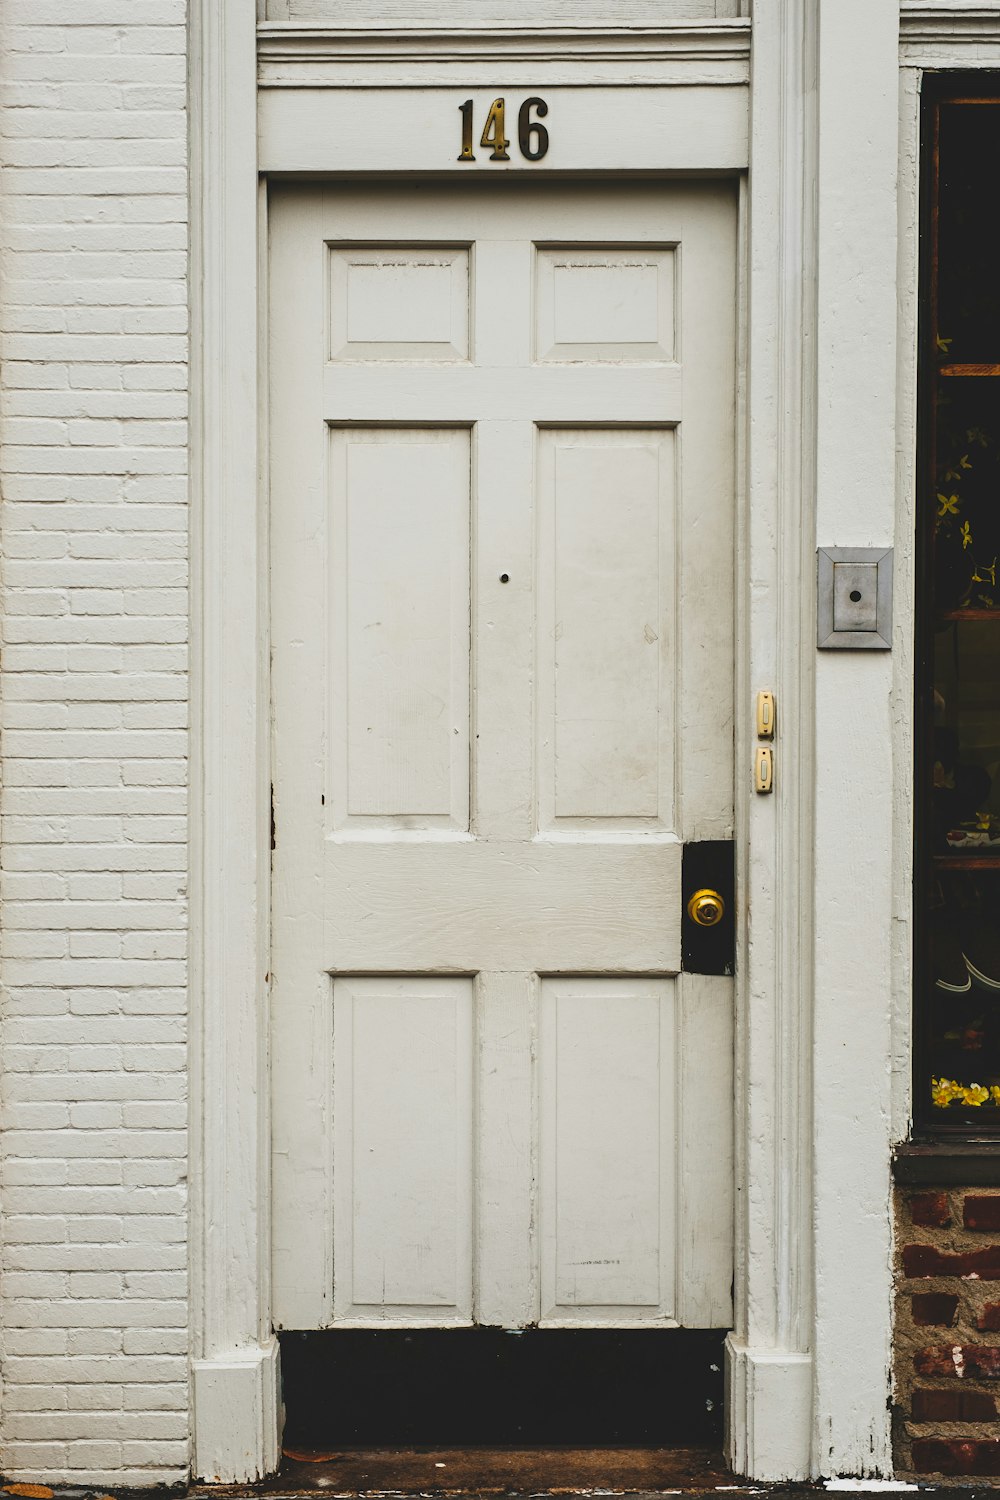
256, 15, 750, 176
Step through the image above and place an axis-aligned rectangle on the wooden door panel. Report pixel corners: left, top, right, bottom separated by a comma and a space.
270, 182, 736, 1331
332, 978, 474, 1325
329, 427, 470, 831
535, 246, 676, 363
537, 428, 675, 830
329, 245, 470, 363
539, 978, 676, 1325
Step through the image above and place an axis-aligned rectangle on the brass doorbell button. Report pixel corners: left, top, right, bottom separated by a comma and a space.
755, 746, 773, 794
756, 690, 775, 739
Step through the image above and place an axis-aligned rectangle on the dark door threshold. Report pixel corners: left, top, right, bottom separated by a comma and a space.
264, 1444, 733, 1494
279, 1329, 726, 1449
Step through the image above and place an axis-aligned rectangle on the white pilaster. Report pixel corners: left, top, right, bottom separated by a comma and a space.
811, 0, 897, 1478
189, 0, 281, 1481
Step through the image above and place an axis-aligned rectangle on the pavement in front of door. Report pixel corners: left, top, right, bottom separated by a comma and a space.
226, 1447, 1000, 1499
9, 1453, 1000, 1500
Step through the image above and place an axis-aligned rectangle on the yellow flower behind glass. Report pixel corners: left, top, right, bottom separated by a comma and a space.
931, 1076, 955, 1107
964, 1084, 989, 1106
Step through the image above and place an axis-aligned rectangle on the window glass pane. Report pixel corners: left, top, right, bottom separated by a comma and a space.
938, 105, 1000, 365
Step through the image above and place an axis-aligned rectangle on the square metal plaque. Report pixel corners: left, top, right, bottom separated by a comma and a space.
817, 546, 893, 649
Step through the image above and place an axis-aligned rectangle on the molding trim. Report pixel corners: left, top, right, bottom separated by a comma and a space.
257, 19, 752, 59
190, 0, 281, 1481
901, 2, 1000, 37
725, 1340, 813, 1482
257, 19, 751, 88
900, 2, 1000, 60
890, 65, 920, 1152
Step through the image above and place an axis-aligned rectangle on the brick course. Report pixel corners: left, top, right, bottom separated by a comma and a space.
965, 1197, 1000, 1232
912, 1292, 959, 1327
903, 1243, 1000, 1279
911, 1191, 952, 1228
911, 1438, 1000, 1476
912, 1389, 996, 1422
895, 1188, 1000, 1482
0, 0, 190, 1484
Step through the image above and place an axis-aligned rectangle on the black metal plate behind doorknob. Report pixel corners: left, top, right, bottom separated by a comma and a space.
681, 840, 735, 976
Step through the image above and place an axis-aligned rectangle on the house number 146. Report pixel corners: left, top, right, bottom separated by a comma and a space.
458, 97, 549, 163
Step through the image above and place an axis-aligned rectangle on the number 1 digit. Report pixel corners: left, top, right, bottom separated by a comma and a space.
458, 99, 475, 162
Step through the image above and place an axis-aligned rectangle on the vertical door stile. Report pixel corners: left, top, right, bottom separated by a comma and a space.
671, 196, 737, 1329
270, 193, 335, 1329
476, 969, 538, 1327
472, 236, 539, 1327
674, 198, 738, 842
676, 972, 734, 1327
471, 236, 535, 841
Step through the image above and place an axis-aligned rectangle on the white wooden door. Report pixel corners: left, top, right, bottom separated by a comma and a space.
269, 181, 736, 1333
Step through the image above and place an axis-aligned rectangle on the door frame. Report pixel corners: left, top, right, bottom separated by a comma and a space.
188, 0, 898, 1482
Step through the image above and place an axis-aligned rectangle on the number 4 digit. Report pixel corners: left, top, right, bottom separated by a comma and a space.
480, 98, 510, 161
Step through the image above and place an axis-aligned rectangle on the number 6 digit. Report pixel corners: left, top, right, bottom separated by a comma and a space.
518, 97, 549, 161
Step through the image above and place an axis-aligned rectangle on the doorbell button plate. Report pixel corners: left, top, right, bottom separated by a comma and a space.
817, 546, 892, 649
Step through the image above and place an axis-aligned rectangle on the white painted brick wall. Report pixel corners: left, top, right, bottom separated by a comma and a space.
0, 1, 190, 1484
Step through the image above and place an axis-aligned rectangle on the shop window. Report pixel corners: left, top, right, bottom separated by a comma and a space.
917, 77, 1000, 1132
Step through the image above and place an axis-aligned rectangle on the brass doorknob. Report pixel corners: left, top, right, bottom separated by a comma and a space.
687, 888, 725, 927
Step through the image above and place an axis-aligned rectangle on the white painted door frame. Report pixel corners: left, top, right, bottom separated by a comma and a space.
727, 0, 898, 1480
189, 0, 899, 1482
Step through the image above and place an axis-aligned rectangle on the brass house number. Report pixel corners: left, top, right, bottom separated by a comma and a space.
458, 97, 549, 162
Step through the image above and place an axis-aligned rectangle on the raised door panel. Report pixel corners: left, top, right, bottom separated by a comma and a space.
537, 428, 675, 831
332, 977, 474, 1323
536, 247, 675, 363
329, 428, 471, 830
539, 978, 676, 1325
330, 246, 469, 362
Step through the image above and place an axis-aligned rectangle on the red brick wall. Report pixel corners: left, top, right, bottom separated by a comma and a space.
895, 1187, 1000, 1479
